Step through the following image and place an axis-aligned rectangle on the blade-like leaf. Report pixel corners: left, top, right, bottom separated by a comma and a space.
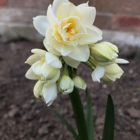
85, 88, 94, 140
102, 94, 114, 140
55, 112, 79, 140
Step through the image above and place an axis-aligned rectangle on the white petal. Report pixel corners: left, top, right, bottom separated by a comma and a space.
53, 0, 69, 16
43, 83, 57, 106
33, 16, 49, 36
46, 27, 73, 56
63, 81, 74, 95
43, 38, 61, 56
25, 67, 38, 80
45, 52, 62, 68
53, 41, 74, 56
78, 6, 96, 25
115, 58, 129, 64
70, 24, 87, 41
79, 25, 102, 45
32, 61, 43, 76
68, 45, 90, 62
46, 70, 60, 86
41, 62, 58, 79
33, 81, 43, 98
77, 2, 89, 8
91, 66, 105, 82
57, 3, 81, 21
63, 56, 80, 68
25, 54, 41, 65
47, 5, 58, 27
31, 49, 46, 56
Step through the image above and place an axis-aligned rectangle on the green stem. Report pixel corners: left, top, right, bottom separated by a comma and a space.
69, 88, 89, 140
63, 63, 69, 75
83, 61, 94, 70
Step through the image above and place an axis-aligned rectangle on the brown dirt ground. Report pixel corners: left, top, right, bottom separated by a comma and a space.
0, 41, 140, 140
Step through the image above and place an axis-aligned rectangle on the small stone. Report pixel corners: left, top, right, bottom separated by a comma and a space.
8, 106, 19, 117
38, 125, 48, 135
96, 117, 104, 125
127, 108, 140, 118
103, 84, 107, 88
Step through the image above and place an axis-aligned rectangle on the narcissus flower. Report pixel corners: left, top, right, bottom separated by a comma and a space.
25, 49, 61, 105
33, 0, 102, 68
91, 61, 129, 83
73, 76, 87, 90
25, 49, 61, 84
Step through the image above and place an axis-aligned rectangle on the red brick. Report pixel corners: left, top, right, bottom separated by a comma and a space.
95, 0, 140, 15
0, 0, 8, 7
8, 0, 91, 9
94, 14, 112, 30
113, 15, 140, 31
8, 0, 52, 9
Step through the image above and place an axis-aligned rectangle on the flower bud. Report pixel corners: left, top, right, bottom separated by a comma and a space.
73, 76, 87, 90
90, 42, 119, 65
102, 63, 124, 83
58, 75, 74, 95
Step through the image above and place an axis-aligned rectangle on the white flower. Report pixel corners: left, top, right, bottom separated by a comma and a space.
58, 75, 74, 95
73, 76, 87, 90
33, 0, 102, 68
91, 59, 129, 83
34, 81, 57, 106
25, 49, 61, 85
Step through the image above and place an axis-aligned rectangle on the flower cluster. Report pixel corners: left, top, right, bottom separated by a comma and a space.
25, 0, 129, 106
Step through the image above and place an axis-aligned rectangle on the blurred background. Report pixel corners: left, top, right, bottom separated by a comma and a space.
0, 0, 140, 140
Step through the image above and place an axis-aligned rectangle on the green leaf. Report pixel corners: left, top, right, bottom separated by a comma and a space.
102, 94, 114, 140
85, 88, 95, 140
55, 112, 79, 140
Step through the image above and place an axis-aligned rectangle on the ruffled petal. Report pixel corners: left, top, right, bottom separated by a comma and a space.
63, 56, 80, 68
57, 3, 81, 21
53, 41, 74, 56
78, 6, 96, 25
45, 52, 62, 68
43, 83, 57, 106
68, 45, 90, 62
53, 0, 69, 16
33, 16, 49, 36
79, 25, 102, 45
91, 66, 105, 82
47, 5, 58, 27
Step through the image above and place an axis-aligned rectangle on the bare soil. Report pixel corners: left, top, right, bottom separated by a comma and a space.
0, 41, 140, 140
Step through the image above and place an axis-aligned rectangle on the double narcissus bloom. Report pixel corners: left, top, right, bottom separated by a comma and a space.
25, 0, 129, 106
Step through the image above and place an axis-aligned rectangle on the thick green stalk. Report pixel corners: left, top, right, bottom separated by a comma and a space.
69, 88, 89, 140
